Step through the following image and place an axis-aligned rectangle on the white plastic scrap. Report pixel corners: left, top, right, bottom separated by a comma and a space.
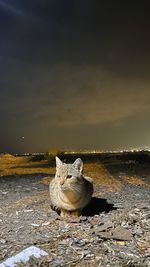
0, 246, 48, 267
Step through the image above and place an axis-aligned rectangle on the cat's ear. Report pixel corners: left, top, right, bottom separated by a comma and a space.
56, 156, 62, 168
73, 158, 83, 172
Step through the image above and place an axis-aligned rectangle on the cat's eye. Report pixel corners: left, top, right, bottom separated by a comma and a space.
67, 175, 72, 179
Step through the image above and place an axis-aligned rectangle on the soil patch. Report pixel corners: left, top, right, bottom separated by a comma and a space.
0, 154, 150, 266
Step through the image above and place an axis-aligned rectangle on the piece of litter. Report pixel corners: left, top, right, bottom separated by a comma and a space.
1, 192, 7, 195
0, 246, 48, 267
31, 223, 40, 227
23, 209, 33, 213
115, 241, 126, 246
42, 222, 50, 226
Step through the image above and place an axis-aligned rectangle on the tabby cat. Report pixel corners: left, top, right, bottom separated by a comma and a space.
49, 157, 93, 217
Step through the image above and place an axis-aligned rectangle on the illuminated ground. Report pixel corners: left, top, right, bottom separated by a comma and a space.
0, 153, 150, 266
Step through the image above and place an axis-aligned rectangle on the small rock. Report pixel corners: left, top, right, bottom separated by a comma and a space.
1, 191, 8, 195
0, 239, 6, 244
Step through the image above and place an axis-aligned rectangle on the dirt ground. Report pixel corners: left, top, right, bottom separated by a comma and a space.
0, 153, 150, 266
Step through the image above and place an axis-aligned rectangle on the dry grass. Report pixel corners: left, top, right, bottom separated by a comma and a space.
122, 175, 148, 186
84, 163, 122, 191
0, 154, 148, 193
0, 154, 55, 176
0, 154, 122, 194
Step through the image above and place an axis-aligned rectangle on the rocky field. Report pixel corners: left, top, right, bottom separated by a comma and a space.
0, 152, 150, 266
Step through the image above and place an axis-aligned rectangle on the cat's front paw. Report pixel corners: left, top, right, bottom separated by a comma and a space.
60, 209, 71, 218
60, 209, 81, 218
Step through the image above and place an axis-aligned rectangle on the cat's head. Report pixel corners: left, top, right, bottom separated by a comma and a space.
55, 157, 83, 189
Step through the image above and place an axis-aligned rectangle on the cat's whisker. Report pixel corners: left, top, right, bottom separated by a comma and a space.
70, 185, 81, 193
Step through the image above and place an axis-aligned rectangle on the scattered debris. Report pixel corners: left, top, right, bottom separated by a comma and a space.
96, 225, 133, 241
31, 223, 40, 227
41, 222, 50, 226
0, 246, 48, 267
0, 157, 150, 266
114, 241, 126, 246
23, 210, 33, 213
1, 191, 8, 195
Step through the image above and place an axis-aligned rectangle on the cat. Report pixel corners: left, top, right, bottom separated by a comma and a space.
49, 157, 93, 217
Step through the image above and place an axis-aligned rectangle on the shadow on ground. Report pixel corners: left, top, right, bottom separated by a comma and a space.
82, 197, 117, 216
50, 197, 117, 217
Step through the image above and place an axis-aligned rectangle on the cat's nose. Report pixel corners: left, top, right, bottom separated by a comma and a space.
67, 175, 72, 179
60, 178, 65, 185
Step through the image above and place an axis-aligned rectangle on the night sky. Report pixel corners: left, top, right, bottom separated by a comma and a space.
0, 1, 150, 153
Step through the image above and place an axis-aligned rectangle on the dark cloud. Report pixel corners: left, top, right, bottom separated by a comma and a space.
0, 0, 150, 152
